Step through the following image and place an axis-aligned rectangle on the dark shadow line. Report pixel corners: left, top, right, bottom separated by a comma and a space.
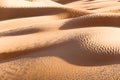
0, 27, 40, 36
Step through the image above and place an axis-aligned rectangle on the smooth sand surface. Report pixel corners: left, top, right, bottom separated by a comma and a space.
0, 0, 120, 80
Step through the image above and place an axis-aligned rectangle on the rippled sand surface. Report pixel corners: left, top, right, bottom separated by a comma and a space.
0, 0, 120, 80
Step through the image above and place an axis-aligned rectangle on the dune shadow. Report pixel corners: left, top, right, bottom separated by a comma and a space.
53, 0, 77, 4
0, 7, 66, 20
0, 40, 120, 67
59, 14, 120, 30
0, 27, 40, 36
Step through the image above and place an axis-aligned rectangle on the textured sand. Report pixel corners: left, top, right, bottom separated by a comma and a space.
0, 0, 120, 80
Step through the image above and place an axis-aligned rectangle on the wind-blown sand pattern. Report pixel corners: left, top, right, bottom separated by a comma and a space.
0, 0, 120, 80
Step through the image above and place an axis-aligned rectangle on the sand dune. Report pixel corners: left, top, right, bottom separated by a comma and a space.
0, 0, 120, 80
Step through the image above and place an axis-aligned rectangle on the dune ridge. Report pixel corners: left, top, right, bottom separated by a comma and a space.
0, 0, 120, 80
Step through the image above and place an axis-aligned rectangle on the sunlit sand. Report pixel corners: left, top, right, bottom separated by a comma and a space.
0, 0, 120, 80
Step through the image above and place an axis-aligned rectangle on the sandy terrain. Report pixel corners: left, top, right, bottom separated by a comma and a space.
0, 0, 120, 80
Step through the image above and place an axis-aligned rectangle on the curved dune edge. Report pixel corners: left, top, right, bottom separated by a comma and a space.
0, 0, 120, 80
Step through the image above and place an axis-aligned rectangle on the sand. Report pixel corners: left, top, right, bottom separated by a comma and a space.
0, 0, 120, 80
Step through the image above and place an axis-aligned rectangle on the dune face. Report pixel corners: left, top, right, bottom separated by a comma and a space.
0, 0, 120, 80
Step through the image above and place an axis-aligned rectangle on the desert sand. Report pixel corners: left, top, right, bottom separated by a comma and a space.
0, 0, 120, 80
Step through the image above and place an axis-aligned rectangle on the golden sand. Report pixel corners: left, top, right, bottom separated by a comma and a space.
0, 0, 120, 80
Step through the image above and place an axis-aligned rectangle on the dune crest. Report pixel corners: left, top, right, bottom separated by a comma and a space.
0, 0, 120, 80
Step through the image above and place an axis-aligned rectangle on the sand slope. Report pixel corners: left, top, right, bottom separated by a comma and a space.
0, 0, 120, 80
